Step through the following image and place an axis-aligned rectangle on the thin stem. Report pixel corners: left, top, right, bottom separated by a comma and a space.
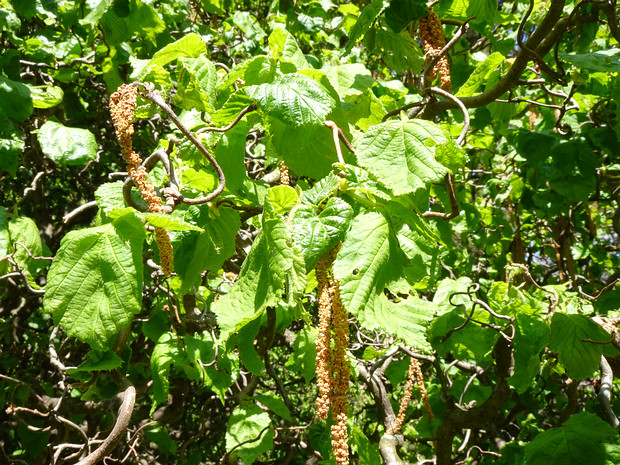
134, 82, 226, 202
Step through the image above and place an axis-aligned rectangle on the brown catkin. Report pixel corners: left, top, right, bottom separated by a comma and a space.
418, 10, 452, 92
280, 160, 290, 186
109, 84, 174, 275
330, 280, 349, 465
315, 252, 333, 420
314, 245, 349, 465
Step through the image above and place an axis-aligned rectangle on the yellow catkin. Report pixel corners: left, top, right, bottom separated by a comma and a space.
413, 358, 434, 422
315, 252, 333, 420
387, 357, 418, 435
314, 245, 349, 465
330, 280, 349, 465
418, 10, 451, 92
280, 160, 290, 186
109, 84, 174, 275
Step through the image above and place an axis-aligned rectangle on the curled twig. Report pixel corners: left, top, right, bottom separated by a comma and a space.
133, 82, 226, 203
424, 86, 470, 145
599, 355, 620, 428
197, 103, 257, 133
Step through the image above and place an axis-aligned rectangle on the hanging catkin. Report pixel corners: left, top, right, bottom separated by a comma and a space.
418, 10, 452, 92
314, 244, 349, 465
109, 84, 174, 275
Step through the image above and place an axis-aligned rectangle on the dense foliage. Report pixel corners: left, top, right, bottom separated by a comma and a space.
2, 0, 620, 464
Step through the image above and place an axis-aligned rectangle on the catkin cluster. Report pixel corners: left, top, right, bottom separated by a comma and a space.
418, 10, 452, 92
386, 356, 433, 435
109, 84, 174, 275
314, 245, 350, 465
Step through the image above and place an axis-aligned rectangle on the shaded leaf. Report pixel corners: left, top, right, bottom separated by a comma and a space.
38, 121, 97, 166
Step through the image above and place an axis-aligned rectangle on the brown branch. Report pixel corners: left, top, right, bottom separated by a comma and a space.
196, 103, 257, 133
423, 0, 568, 118
76, 373, 136, 465
422, 173, 459, 220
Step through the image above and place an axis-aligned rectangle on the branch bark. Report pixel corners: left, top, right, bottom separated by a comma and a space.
76, 373, 136, 465
422, 0, 567, 119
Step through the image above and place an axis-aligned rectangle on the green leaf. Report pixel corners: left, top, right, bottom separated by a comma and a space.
226, 403, 274, 464
322, 63, 374, 97
0, 75, 33, 122
510, 313, 550, 393
524, 413, 619, 465
236, 317, 264, 375
184, 333, 238, 402
291, 197, 354, 270
81, 0, 113, 25
29, 85, 64, 109
344, 0, 390, 54
355, 120, 450, 195
285, 326, 317, 384
0, 132, 24, 177
302, 172, 341, 205
333, 212, 391, 315
263, 191, 307, 305
559, 49, 620, 73
384, 0, 428, 33
266, 185, 299, 215
268, 27, 310, 70
135, 33, 206, 78
346, 88, 386, 131
549, 313, 618, 379
269, 119, 342, 179
0, 207, 9, 259
368, 293, 434, 351
351, 425, 383, 465
173, 206, 240, 292
456, 52, 505, 97
247, 73, 336, 127
173, 57, 217, 113
151, 332, 182, 406
37, 121, 97, 166
144, 213, 204, 232
212, 235, 276, 341
69, 350, 124, 373
374, 29, 424, 73
8, 216, 45, 281
253, 394, 292, 422
43, 217, 144, 350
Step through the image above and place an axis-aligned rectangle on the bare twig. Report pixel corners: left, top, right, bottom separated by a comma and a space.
425, 86, 470, 145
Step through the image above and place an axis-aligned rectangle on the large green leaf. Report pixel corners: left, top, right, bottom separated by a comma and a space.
524, 413, 619, 465
226, 403, 274, 464
263, 189, 307, 305
365, 293, 434, 351
246, 73, 336, 127
333, 212, 391, 315
212, 235, 276, 341
549, 313, 618, 379
43, 215, 145, 350
291, 197, 354, 271
355, 120, 450, 195
322, 63, 374, 97
151, 332, 183, 406
37, 121, 98, 166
